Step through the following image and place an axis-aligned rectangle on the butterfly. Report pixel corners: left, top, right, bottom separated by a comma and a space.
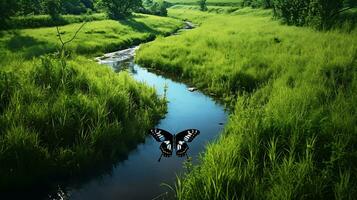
149, 128, 200, 162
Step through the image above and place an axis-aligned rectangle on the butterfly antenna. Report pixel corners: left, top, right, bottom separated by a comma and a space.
158, 154, 163, 162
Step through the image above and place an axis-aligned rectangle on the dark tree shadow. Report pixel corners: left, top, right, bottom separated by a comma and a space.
6, 34, 48, 51
121, 17, 160, 35
331, 9, 357, 32
5, 33, 56, 58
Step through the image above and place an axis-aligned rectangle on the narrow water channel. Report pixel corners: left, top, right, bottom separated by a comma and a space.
44, 24, 228, 200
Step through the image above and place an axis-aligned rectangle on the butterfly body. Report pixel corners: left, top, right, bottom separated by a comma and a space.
149, 128, 200, 161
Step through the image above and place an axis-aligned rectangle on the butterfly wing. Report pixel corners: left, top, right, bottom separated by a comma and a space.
176, 141, 189, 157
149, 128, 173, 157
175, 129, 200, 143
175, 129, 200, 157
149, 128, 173, 142
160, 140, 173, 157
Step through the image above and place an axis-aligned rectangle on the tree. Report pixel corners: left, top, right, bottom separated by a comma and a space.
102, 0, 142, 19
0, 0, 19, 27
45, 0, 62, 20
199, 0, 207, 11
272, 0, 344, 29
307, 0, 344, 29
62, 0, 87, 14
18, 0, 44, 15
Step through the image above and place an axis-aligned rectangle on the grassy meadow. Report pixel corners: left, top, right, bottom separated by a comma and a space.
5, 13, 108, 29
0, 13, 182, 61
136, 7, 357, 199
166, 0, 242, 6
0, 14, 182, 190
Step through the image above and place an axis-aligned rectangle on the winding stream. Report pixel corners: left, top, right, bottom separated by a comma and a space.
49, 23, 228, 200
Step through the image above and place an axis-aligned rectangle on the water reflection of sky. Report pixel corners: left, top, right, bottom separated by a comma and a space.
65, 59, 228, 200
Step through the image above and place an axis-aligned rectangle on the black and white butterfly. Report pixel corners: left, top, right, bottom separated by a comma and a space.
149, 128, 200, 162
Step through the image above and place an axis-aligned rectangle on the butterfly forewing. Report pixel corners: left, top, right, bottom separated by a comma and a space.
175, 129, 200, 142
149, 128, 174, 157
149, 128, 173, 142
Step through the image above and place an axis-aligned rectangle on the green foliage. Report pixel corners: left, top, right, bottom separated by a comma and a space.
272, 0, 344, 29
62, 0, 88, 14
17, 0, 45, 15
0, 56, 166, 190
0, 14, 182, 58
102, 0, 143, 19
141, 0, 169, 16
5, 13, 107, 30
0, 13, 182, 190
0, 0, 19, 28
16, 0, 98, 15
168, 0, 354, 29
136, 8, 357, 199
199, 0, 208, 11
45, 0, 63, 20
166, 0, 243, 6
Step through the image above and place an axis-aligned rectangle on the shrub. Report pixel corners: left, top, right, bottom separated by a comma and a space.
102, 0, 142, 19
272, 0, 345, 29
199, 0, 208, 11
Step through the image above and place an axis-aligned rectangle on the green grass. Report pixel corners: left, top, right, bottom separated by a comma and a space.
170, 5, 242, 14
166, 0, 243, 6
0, 56, 167, 190
0, 13, 183, 190
136, 8, 357, 199
0, 13, 183, 61
5, 13, 108, 30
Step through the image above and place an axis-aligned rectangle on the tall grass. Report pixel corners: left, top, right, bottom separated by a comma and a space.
136, 8, 357, 199
0, 13, 182, 191
0, 56, 167, 190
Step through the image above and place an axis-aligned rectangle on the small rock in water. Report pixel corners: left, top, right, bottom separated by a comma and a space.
188, 87, 197, 92
219, 123, 224, 125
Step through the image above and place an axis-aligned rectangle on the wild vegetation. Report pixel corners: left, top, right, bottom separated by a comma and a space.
166, 0, 243, 6
166, 0, 356, 29
0, 14, 182, 60
136, 7, 357, 199
0, 56, 166, 191
1, 0, 356, 198
0, 0, 170, 29
0, 7, 182, 191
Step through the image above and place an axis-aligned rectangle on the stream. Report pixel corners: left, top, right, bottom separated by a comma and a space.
49, 22, 228, 200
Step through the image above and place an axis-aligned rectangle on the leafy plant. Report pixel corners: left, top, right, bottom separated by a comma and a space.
102, 0, 142, 19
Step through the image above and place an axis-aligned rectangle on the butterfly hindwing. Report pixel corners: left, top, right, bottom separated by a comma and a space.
176, 141, 189, 157
160, 141, 173, 157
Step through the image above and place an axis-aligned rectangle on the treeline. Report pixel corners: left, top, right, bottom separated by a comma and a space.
240, 0, 356, 29
141, 0, 169, 16
1, 0, 99, 16
0, 0, 170, 29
